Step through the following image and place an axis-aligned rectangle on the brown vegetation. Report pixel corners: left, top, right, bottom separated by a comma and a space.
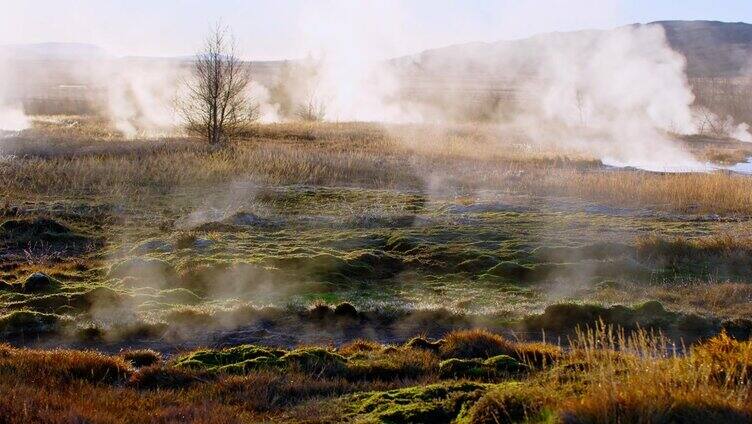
4, 119, 752, 215
0, 325, 749, 423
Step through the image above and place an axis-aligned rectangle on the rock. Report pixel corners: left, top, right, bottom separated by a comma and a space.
22, 272, 58, 292
193, 238, 213, 250
333, 302, 359, 318
405, 337, 443, 352
225, 212, 266, 226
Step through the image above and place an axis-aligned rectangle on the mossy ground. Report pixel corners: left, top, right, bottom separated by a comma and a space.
0, 329, 749, 423
1, 121, 752, 421
2, 183, 752, 345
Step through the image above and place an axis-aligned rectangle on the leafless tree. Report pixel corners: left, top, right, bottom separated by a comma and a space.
181, 24, 254, 144
295, 87, 327, 122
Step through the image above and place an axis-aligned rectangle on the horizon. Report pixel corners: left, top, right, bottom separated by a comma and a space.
4, 19, 752, 63
3, 1, 752, 61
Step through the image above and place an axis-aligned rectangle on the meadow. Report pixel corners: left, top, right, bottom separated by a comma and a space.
1, 117, 752, 422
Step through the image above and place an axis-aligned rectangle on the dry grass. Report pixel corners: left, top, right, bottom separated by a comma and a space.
554, 328, 752, 423
440, 329, 517, 359
525, 169, 752, 214
0, 326, 749, 422
5, 119, 752, 214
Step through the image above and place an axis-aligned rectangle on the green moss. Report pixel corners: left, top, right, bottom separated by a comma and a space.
458, 383, 551, 424
439, 356, 527, 379
439, 358, 486, 379
173, 345, 286, 370
173, 345, 348, 376
215, 356, 283, 374
345, 382, 489, 424
0, 310, 66, 337
483, 355, 529, 374
280, 348, 347, 376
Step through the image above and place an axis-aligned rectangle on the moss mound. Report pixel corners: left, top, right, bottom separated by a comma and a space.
108, 257, 176, 283
0, 310, 65, 337
173, 344, 285, 370
0, 218, 74, 242
20, 272, 60, 292
439, 356, 528, 380
173, 345, 346, 376
129, 365, 213, 390
216, 356, 284, 374
280, 348, 347, 376
461, 383, 549, 424
346, 382, 489, 423
521, 301, 714, 335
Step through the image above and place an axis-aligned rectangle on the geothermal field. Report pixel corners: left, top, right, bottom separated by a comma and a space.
1, 7, 752, 424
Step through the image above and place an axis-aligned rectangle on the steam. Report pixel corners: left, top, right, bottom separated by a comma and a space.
104, 59, 185, 137
513, 25, 703, 170
0, 106, 29, 132
0, 52, 29, 132
3, 12, 752, 166
280, 12, 737, 169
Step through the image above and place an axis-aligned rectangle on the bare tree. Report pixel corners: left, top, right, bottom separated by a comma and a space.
295, 87, 327, 122
181, 24, 254, 144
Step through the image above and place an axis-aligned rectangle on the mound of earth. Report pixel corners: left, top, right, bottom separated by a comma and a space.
0, 217, 98, 259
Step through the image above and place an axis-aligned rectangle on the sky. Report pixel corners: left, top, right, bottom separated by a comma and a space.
2, 0, 751, 60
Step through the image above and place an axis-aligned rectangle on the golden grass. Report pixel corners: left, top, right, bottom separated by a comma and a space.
4, 119, 752, 215
554, 329, 752, 423
0, 326, 750, 422
525, 169, 752, 214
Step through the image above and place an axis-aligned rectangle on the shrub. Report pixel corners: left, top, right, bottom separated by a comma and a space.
441, 329, 515, 359
691, 332, 752, 384
338, 339, 382, 357
119, 349, 162, 367
0, 345, 131, 384
514, 342, 563, 367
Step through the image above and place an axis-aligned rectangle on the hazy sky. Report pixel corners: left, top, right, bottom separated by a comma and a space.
2, 0, 751, 60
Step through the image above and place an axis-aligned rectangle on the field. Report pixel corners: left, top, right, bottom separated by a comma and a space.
1, 117, 752, 422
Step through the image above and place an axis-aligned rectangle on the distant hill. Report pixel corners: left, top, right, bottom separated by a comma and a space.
0, 42, 107, 60
655, 20, 752, 77
396, 20, 752, 79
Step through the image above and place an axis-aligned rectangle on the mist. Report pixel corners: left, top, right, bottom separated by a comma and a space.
0, 51, 30, 132
3, 10, 752, 170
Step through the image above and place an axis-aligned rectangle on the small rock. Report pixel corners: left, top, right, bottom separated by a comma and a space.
226, 212, 266, 226
333, 302, 359, 318
22, 272, 58, 292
